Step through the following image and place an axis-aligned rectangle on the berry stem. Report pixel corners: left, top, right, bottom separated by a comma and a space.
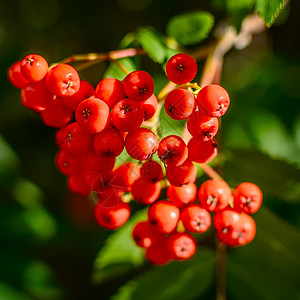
216, 240, 227, 300
112, 60, 130, 75
198, 163, 223, 180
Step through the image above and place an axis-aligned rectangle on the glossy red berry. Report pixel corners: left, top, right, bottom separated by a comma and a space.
55, 149, 81, 176
86, 152, 115, 173
140, 160, 163, 184
131, 178, 161, 205
233, 182, 263, 214
196, 84, 230, 117
198, 179, 232, 212
8, 61, 29, 89
123, 70, 154, 101
167, 183, 197, 208
148, 200, 180, 233
62, 80, 94, 111
46, 64, 80, 97
158, 135, 188, 166
166, 53, 197, 85
125, 128, 159, 161
145, 238, 172, 265
140, 94, 158, 120
167, 232, 197, 260
180, 204, 211, 233
20, 54, 48, 82
95, 77, 125, 109
188, 138, 217, 164
111, 99, 144, 132
166, 159, 197, 186
164, 89, 195, 120
67, 173, 91, 196
113, 162, 140, 192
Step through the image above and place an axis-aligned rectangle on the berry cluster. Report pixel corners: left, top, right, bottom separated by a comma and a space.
8, 52, 263, 265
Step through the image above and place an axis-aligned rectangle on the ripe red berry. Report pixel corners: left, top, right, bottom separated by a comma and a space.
187, 110, 219, 140
167, 232, 197, 260
55, 149, 81, 176
67, 173, 91, 196
93, 128, 124, 158
231, 213, 256, 246
166, 159, 197, 186
111, 99, 144, 132
140, 94, 158, 121
188, 138, 217, 164
8, 61, 29, 89
140, 160, 163, 184
62, 80, 94, 111
21, 80, 54, 112
233, 182, 263, 214
167, 183, 197, 208
132, 221, 163, 248
113, 162, 140, 192
131, 178, 161, 205
196, 84, 230, 117
148, 200, 180, 233
166, 53, 197, 85
86, 152, 115, 173
95, 77, 125, 109
125, 128, 159, 161
198, 179, 232, 212
145, 238, 172, 265
94, 199, 131, 230
20, 54, 48, 82
164, 89, 195, 120
123, 70, 154, 101
158, 135, 188, 166
46, 64, 80, 97
41, 98, 73, 128
180, 204, 211, 233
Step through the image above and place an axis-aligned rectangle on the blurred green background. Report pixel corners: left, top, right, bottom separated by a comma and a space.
0, 0, 300, 299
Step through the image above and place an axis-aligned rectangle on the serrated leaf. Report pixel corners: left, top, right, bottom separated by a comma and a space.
136, 27, 167, 64
166, 11, 214, 46
112, 249, 215, 300
223, 149, 300, 203
255, 0, 286, 27
104, 58, 136, 81
92, 209, 147, 283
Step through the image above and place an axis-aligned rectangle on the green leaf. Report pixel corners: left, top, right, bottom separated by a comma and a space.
223, 149, 300, 203
136, 27, 167, 64
0, 282, 30, 300
104, 58, 136, 81
166, 11, 214, 46
255, 0, 286, 27
228, 207, 300, 299
112, 249, 215, 300
92, 209, 147, 283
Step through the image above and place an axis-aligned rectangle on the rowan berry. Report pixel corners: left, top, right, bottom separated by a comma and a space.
164, 89, 195, 120
67, 173, 91, 196
46, 64, 80, 97
20, 54, 48, 82
125, 128, 159, 161
166, 53, 197, 85
140, 160, 163, 184
86, 152, 115, 173
167, 183, 197, 208
113, 162, 140, 192
188, 137, 217, 164
123, 70, 154, 101
8, 61, 29, 89
140, 94, 158, 121
55, 149, 80, 176
145, 238, 172, 265
131, 178, 161, 205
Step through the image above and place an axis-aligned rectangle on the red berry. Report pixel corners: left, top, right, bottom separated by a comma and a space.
67, 173, 91, 196
146, 238, 172, 265
167, 183, 197, 208
180, 204, 211, 233
140, 160, 163, 184
21, 80, 54, 112
198, 179, 232, 212
131, 178, 161, 205
20, 54, 48, 82
55, 127, 66, 148
188, 138, 217, 163
75, 96, 110, 134
158, 135, 188, 166
166, 159, 197, 187
196, 84, 230, 118
148, 200, 180, 233
111, 99, 144, 132
232, 213, 256, 246
123, 70, 154, 101
93, 128, 124, 158
62, 80, 94, 111
41, 98, 73, 128
233, 182, 263, 214
55, 149, 81, 175
8, 61, 29, 89
187, 110, 219, 140
113, 162, 140, 192
125, 128, 159, 161
94, 199, 131, 230
86, 152, 115, 173
167, 232, 197, 260
166, 53, 197, 85
95, 77, 125, 109
46, 64, 80, 97
132, 221, 163, 248
140, 94, 158, 121
164, 89, 195, 120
